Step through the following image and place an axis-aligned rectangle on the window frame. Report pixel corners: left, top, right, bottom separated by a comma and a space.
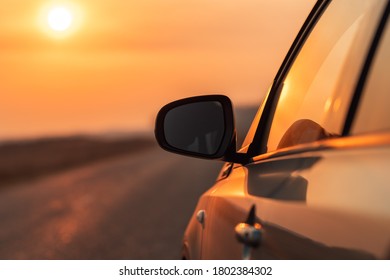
246, 0, 331, 157
344, 2, 390, 134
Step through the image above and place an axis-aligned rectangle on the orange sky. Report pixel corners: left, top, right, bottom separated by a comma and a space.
0, 0, 314, 140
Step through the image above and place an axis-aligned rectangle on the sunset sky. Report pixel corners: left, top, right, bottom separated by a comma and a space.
0, 0, 314, 140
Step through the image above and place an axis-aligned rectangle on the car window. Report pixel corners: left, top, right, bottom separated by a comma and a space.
265, 0, 386, 152
352, 19, 390, 135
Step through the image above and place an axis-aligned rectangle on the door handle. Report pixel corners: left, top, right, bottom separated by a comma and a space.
235, 222, 262, 247
235, 205, 263, 259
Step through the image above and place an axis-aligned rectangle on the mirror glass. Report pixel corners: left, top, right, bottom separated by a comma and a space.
164, 101, 225, 155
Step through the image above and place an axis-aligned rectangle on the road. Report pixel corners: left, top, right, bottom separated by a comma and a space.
0, 146, 222, 259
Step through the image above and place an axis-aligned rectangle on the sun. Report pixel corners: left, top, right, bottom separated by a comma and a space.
47, 6, 73, 31
38, 2, 83, 38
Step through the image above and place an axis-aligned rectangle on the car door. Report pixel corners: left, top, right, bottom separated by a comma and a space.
201, 0, 390, 259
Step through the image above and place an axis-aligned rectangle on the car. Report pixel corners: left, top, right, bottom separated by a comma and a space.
155, 0, 390, 259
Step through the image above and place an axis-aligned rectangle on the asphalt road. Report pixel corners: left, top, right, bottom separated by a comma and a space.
0, 146, 222, 259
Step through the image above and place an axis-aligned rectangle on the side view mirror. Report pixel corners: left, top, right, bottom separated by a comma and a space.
155, 95, 244, 162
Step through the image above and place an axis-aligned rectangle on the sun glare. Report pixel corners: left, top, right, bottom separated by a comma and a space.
38, 2, 83, 38
47, 6, 73, 31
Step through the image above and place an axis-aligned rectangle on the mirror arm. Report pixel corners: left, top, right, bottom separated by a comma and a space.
223, 151, 249, 165
222, 136, 250, 165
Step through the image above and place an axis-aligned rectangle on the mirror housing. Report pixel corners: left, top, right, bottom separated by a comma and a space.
155, 95, 246, 163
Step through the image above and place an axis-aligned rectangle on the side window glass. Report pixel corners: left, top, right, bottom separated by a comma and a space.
352, 20, 390, 135
266, 0, 386, 152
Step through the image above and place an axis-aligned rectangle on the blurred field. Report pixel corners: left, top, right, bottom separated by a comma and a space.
0, 106, 256, 189
0, 135, 155, 188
